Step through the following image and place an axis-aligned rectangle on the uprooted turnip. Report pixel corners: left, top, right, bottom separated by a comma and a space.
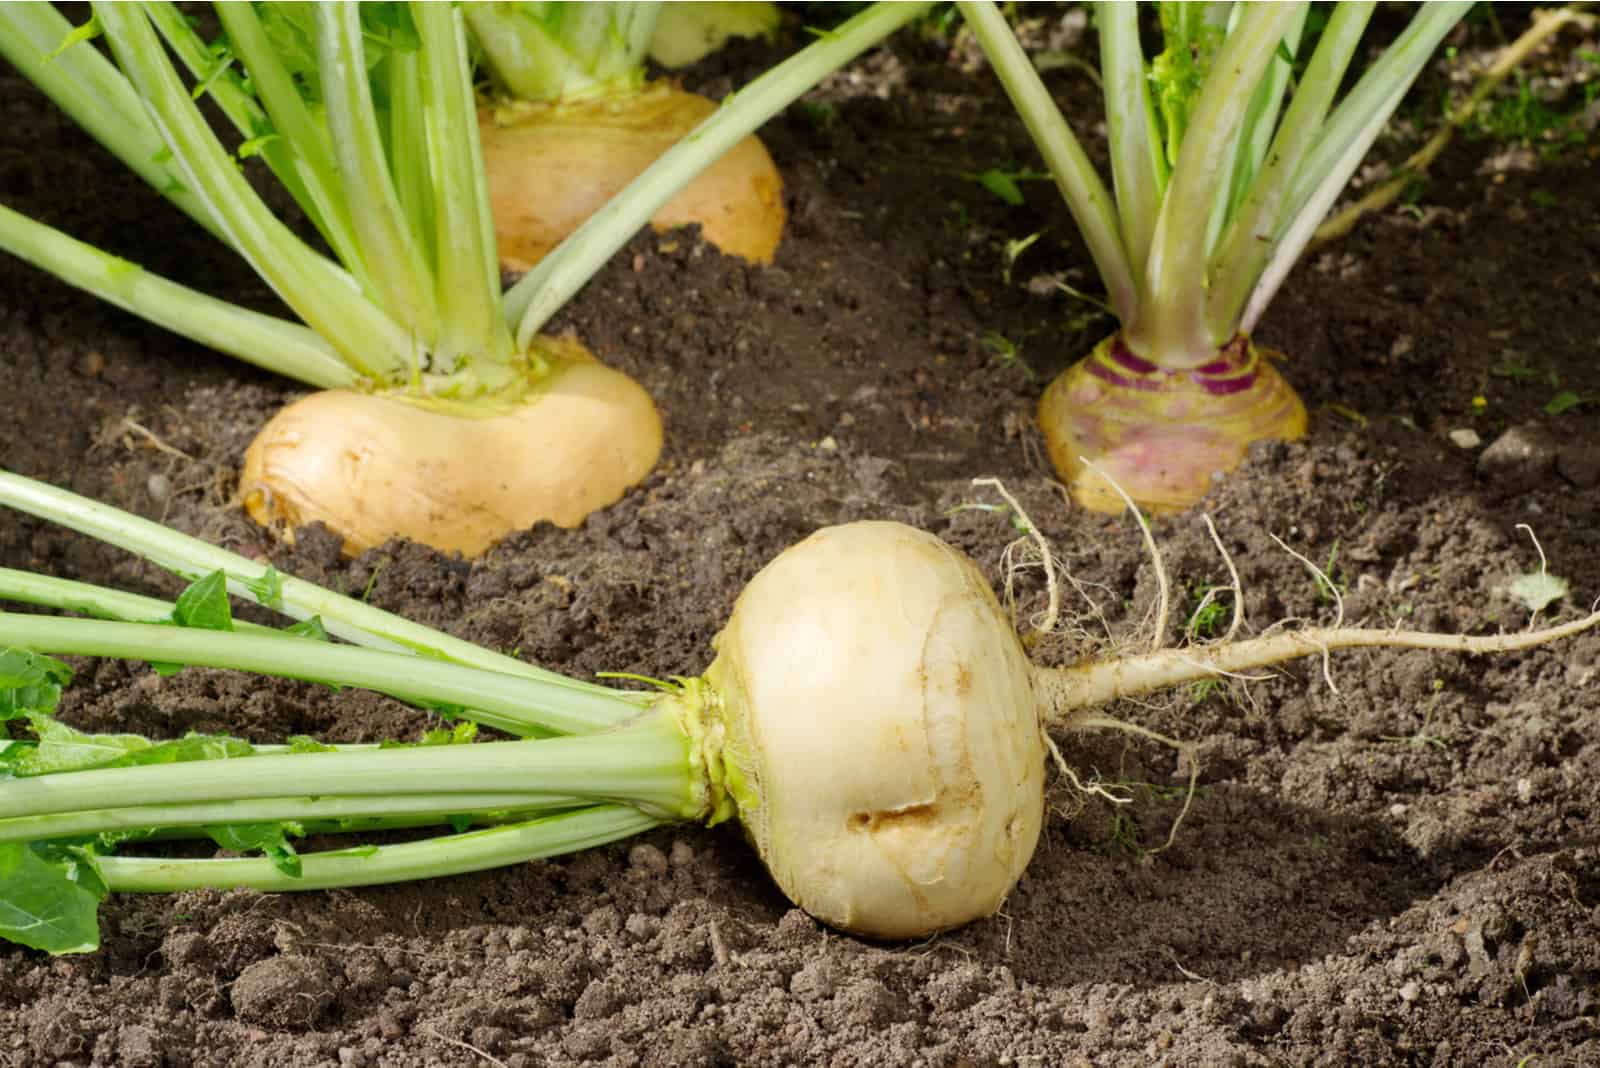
3, 468, 1596, 952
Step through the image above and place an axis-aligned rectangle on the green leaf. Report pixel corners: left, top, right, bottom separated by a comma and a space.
286, 734, 338, 754
237, 132, 281, 160
205, 822, 304, 878
4, 720, 256, 778
0, 842, 107, 954
0, 649, 73, 722
245, 566, 285, 609
284, 615, 330, 641
172, 571, 234, 632
421, 721, 479, 747
109, 732, 256, 768
976, 169, 1024, 206
5, 715, 154, 776
46, 14, 103, 60
1506, 571, 1569, 614
1544, 390, 1583, 416
151, 570, 238, 675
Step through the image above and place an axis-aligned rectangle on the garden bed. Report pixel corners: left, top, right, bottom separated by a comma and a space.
2, 9, 1598, 1066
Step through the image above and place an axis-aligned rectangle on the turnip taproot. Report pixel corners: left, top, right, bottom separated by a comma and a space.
2, 469, 1595, 952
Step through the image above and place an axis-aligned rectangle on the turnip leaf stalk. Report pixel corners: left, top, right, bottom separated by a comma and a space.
956, 0, 1471, 514
2, 469, 1596, 954
0, 1, 928, 557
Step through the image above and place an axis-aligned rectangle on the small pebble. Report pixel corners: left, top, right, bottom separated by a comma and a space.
1448, 428, 1481, 449
1477, 423, 1557, 486
628, 843, 668, 875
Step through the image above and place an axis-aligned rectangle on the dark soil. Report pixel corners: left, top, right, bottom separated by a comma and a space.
4, 10, 1600, 1067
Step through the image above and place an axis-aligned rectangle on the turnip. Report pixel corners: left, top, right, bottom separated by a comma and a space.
1, 468, 1594, 953
0, 2, 928, 557
956, 2, 1474, 514
466, 2, 787, 271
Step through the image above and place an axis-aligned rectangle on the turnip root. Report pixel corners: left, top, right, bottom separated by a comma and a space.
240, 337, 662, 557
704, 522, 1045, 939
1037, 334, 1309, 515
695, 518, 1599, 938
481, 85, 786, 272
6, 468, 1597, 950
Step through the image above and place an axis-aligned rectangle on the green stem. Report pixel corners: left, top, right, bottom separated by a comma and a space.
413, 2, 518, 381
0, 567, 287, 635
387, 45, 435, 278
92, 2, 415, 383
463, 2, 659, 102
1204, 0, 1375, 341
315, 2, 441, 351
954, 0, 1137, 325
506, 0, 934, 344
1097, 1, 1164, 276
0, 204, 357, 390
1207, 3, 1309, 255
0, 711, 697, 822
207, 1, 367, 279
0, 3, 218, 237
0, 793, 574, 845
99, 804, 659, 892
0, 613, 643, 738
0, 469, 640, 723
1129, 2, 1304, 365
1242, 1, 1470, 334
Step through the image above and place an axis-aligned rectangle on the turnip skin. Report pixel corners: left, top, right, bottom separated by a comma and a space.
704, 521, 1045, 940
1038, 333, 1308, 515
239, 339, 662, 558
480, 84, 786, 272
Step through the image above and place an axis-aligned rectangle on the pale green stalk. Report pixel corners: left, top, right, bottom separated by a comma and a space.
415, 3, 518, 378
144, 0, 349, 270
952, 0, 1136, 325
0, 793, 574, 844
1205, 1, 1376, 340
0, 204, 356, 390
1241, 0, 1471, 334
0, 4, 216, 236
1129, 2, 1304, 363
1207, 3, 1308, 253
0, 568, 293, 635
0, 711, 695, 822
316, 2, 441, 349
506, 0, 937, 344
99, 804, 659, 892
92, 2, 417, 382
0, 613, 642, 738
0, 469, 642, 725
206, 1, 367, 278
387, 45, 436, 272
1097, 1, 1163, 274
464, 2, 660, 101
